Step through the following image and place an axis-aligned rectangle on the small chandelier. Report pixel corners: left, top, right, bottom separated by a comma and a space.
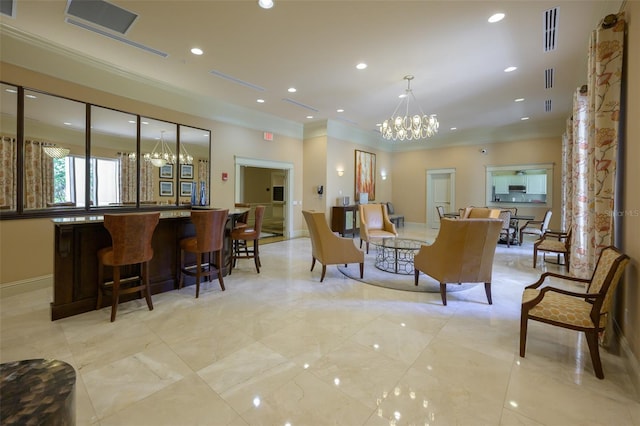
179, 143, 193, 165
43, 145, 70, 158
144, 131, 176, 167
380, 75, 439, 142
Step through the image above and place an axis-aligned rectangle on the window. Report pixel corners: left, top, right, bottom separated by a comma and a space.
52, 155, 120, 207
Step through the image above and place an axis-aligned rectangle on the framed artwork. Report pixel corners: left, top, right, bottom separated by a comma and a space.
180, 164, 194, 179
159, 164, 173, 179
159, 181, 174, 197
180, 181, 193, 197
354, 149, 376, 202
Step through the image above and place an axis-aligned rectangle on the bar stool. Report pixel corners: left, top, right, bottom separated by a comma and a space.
97, 212, 160, 322
179, 209, 229, 298
230, 205, 265, 274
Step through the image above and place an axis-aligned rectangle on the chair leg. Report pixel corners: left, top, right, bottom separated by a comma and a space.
179, 249, 185, 289
365, 242, 369, 254
359, 262, 364, 279
484, 282, 492, 304
533, 249, 538, 268
96, 259, 104, 310
585, 330, 605, 379
440, 283, 447, 305
111, 266, 120, 322
254, 240, 260, 273
320, 265, 327, 282
414, 270, 420, 286
519, 312, 528, 357
216, 250, 225, 291
310, 257, 316, 271
195, 253, 202, 298
143, 262, 153, 311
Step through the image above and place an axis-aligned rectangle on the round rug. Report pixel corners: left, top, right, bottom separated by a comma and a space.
336, 262, 476, 293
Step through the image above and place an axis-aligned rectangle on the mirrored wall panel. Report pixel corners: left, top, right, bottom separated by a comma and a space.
0, 83, 18, 212
23, 90, 86, 210
180, 125, 210, 206
141, 118, 177, 206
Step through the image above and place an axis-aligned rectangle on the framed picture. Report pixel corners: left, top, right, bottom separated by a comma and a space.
355, 149, 376, 202
159, 181, 174, 197
159, 164, 173, 179
180, 164, 194, 179
180, 181, 194, 197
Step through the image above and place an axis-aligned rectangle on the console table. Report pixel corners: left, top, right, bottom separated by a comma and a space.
331, 205, 358, 237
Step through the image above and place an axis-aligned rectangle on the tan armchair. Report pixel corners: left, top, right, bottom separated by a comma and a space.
533, 229, 572, 270
302, 210, 364, 282
414, 218, 502, 305
359, 203, 398, 253
519, 209, 552, 245
520, 246, 629, 379
461, 207, 501, 219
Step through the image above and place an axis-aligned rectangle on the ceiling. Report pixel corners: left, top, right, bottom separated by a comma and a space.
0, 0, 623, 150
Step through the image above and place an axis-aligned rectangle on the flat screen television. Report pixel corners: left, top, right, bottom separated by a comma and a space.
272, 185, 284, 202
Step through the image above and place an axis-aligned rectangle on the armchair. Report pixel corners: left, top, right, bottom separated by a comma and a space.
414, 218, 502, 305
302, 210, 364, 282
359, 203, 398, 254
519, 209, 552, 245
461, 207, 501, 219
520, 246, 629, 379
498, 210, 517, 247
386, 202, 405, 227
533, 229, 571, 270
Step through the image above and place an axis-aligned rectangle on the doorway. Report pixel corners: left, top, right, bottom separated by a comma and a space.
234, 157, 294, 239
426, 168, 456, 228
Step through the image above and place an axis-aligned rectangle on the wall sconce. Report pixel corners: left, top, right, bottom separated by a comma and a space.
381, 171, 387, 180
337, 168, 344, 177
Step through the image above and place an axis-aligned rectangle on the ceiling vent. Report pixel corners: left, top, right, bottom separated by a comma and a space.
66, 0, 137, 34
209, 70, 265, 92
281, 98, 319, 112
544, 99, 552, 112
543, 7, 559, 52
65, 18, 168, 57
544, 68, 554, 89
1, 0, 15, 17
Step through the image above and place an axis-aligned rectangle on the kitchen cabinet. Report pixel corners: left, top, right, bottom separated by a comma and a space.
493, 176, 510, 194
526, 174, 547, 194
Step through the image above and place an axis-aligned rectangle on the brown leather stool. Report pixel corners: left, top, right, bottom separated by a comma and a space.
179, 209, 229, 298
97, 212, 160, 322
230, 205, 265, 274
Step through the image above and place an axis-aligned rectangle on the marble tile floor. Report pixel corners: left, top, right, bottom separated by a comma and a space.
1, 223, 639, 425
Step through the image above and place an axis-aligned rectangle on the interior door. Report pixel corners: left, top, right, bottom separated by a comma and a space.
426, 169, 455, 229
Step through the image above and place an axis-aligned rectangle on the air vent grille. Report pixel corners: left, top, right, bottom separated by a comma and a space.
66, 0, 137, 34
281, 98, 319, 112
544, 68, 554, 89
544, 99, 552, 112
1, 0, 15, 17
209, 70, 265, 92
65, 18, 168, 57
544, 7, 559, 51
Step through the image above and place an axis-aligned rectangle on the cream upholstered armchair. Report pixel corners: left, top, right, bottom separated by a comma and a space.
461, 207, 501, 219
519, 209, 552, 245
414, 218, 502, 305
302, 210, 364, 282
359, 203, 398, 253
520, 246, 629, 379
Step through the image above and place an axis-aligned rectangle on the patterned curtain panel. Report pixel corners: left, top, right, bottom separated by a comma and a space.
118, 153, 136, 203
198, 159, 209, 205
0, 136, 17, 210
562, 13, 625, 278
561, 117, 573, 233
140, 161, 154, 202
24, 140, 54, 209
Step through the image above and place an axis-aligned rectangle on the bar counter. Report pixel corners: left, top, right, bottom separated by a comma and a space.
51, 208, 247, 321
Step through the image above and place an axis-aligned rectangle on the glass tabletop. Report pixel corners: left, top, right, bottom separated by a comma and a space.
370, 237, 426, 250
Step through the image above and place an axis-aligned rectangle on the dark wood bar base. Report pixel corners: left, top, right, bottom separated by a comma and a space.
51, 210, 242, 321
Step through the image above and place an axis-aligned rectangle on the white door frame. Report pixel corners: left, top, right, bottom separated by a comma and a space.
426, 168, 456, 228
235, 156, 294, 238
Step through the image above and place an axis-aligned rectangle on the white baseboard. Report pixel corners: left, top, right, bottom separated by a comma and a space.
0, 275, 52, 298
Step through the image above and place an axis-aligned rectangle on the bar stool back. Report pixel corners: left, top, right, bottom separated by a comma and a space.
97, 212, 160, 322
179, 209, 229, 298
230, 205, 265, 274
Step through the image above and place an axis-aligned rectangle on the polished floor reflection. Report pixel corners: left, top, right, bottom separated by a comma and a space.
1, 223, 639, 425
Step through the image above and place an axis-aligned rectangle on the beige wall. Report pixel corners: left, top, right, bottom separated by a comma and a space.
620, 1, 640, 376
391, 138, 563, 228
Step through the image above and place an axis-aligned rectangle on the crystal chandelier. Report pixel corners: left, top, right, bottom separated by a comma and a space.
179, 143, 193, 165
43, 145, 70, 158
380, 75, 439, 142
144, 131, 176, 167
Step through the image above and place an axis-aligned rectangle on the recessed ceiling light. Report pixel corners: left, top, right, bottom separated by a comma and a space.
521, 117, 530, 120
63, 122, 72, 126
514, 98, 525, 102
450, 127, 457, 130
288, 87, 296, 93
258, 0, 273, 9
128, 120, 136, 124
5, 88, 17, 94
257, 99, 265, 103
356, 63, 367, 70
190, 47, 203, 55
306, 115, 314, 119
141, 121, 149, 125
25, 94, 37, 99
337, 109, 344, 113
488, 13, 505, 23
504, 66, 518, 72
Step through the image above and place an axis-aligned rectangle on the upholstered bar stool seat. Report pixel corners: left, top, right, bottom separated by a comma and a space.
97, 212, 160, 322
179, 209, 229, 298
230, 205, 265, 274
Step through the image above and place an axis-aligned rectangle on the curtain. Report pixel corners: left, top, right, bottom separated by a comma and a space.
562, 13, 625, 278
118, 154, 154, 203
24, 139, 54, 209
0, 136, 17, 210
198, 159, 209, 205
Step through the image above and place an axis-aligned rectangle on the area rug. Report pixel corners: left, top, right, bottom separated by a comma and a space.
336, 252, 476, 294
